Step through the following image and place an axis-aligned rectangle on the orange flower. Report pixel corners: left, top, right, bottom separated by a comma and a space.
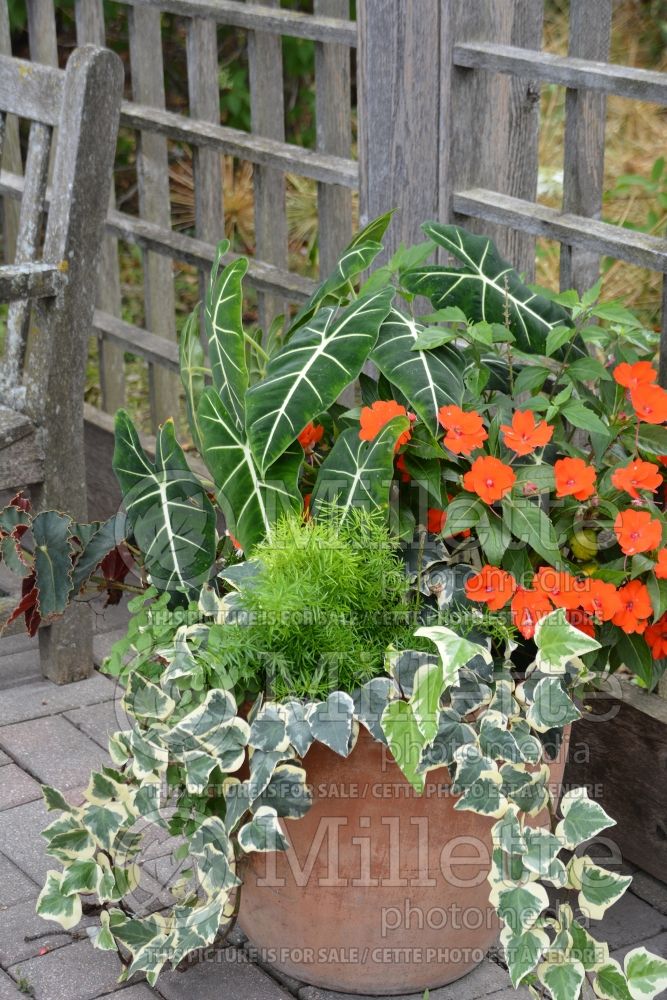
554, 458, 597, 501
611, 580, 653, 635
654, 549, 667, 579
533, 567, 589, 611
580, 579, 622, 622
566, 608, 596, 638
500, 411, 554, 456
611, 459, 662, 500
359, 400, 412, 449
613, 361, 657, 391
511, 588, 553, 640
645, 613, 667, 659
427, 508, 446, 534
614, 509, 663, 556
463, 456, 516, 505
630, 383, 667, 424
465, 565, 517, 611
438, 405, 488, 455
298, 421, 324, 451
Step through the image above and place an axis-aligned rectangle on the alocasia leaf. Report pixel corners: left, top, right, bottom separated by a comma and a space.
205, 244, 248, 430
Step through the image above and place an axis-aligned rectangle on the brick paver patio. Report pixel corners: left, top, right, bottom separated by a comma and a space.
1, 606, 666, 1000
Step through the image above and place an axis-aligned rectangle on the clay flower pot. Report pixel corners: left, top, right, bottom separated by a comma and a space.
239, 727, 569, 995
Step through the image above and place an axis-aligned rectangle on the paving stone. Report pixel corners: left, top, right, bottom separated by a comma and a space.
97, 988, 157, 1000
595, 888, 667, 949
0, 764, 42, 811
93, 629, 129, 669
0, 897, 96, 966
65, 699, 129, 751
611, 930, 667, 963
0, 672, 116, 726
0, 852, 39, 908
296, 957, 509, 1000
0, 798, 52, 884
159, 948, 291, 1000
0, 716, 108, 790
0, 970, 22, 1000
0, 751, 11, 766
8, 938, 125, 1000
630, 868, 667, 916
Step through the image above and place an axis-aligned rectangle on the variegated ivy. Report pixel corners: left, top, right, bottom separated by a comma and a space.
37, 600, 667, 998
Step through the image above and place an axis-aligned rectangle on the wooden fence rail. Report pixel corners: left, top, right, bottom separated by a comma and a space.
1, 0, 667, 452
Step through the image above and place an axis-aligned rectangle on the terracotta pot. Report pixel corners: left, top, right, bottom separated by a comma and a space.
239, 726, 570, 996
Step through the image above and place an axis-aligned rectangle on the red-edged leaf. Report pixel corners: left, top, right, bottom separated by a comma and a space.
5, 571, 41, 636
100, 544, 132, 606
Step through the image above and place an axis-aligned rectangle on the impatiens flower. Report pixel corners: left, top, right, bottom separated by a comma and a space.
630, 383, 667, 424
395, 454, 411, 483
645, 613, 667, 659
438, 405, 488, 455
359, 400, 412, 449
611, 580, 653, 635
566, 608, 596, 638
427, 508, 446, 534
580, 579, 622, 622
554, 457, 597, 501
614, 509, 663, 556
465, 565, 517, 611
533, 566, 588, 611
611, 459, 662, 500
463, 456, 516, 505
500, 411, 554, 456
654, 549, 667, 579
298, 421, 324, 451
613, 361, 657, 391
511, 588, 553, 640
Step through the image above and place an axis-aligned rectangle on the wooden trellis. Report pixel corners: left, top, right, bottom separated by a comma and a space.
2, 0, 667, 461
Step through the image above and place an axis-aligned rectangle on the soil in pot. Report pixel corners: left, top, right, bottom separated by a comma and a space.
239, 727, 569, 995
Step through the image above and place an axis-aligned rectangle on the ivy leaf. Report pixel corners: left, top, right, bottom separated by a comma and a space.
491, 881, 549, 933
538, 959, 586, 1000
410, 660, 443, 742
353, 677, 393, 744
595, 961, 634, 1000
307, 692, 356, 757
381, 700, 426, 793
568, 856, 632, 920
247, 288, 394, 475
500, 925, 549, 988
402, 223, 572, 352
37, 871, 83, 930
60, 860, 99, 896
415, 625, 492, 691
81, 803, 126, 852
255, 763, 312, 819
282, 700, 314, 757
555, 788, 616, 849
453, 770, 508, 818
249, 705, 291, 753
311, 416, 409, 521
419, 710, 477, 771
526, 677, 581, 733
370, 307, 465, 434
238, 805, 289, 853
534, 608, 601, 674
624, 947, 667, 999
113, 411, 216, 595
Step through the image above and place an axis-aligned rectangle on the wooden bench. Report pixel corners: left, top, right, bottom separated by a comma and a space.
0, 45, 123, 683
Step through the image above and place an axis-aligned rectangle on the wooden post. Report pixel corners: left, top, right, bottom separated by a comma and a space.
559, 0, 612, 294
0, 1, 21, 264
128, 5, 179, 430
25, 46, 123, 683
186, 15, 223, 302
248, 0, 288, 333
314, 0, 352, 275
440, 0, 544, 279
75, 0, 126, 413
357, 0, 441, 260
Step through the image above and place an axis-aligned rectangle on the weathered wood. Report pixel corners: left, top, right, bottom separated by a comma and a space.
560, 0, 612, 294
122, 0, 357, 45
22, 45, 123, 682
0, 56, 63, 125
27, 0, 58, 68
315, 0, 353, 276
75, 0, 126, 413
248, 0, 287, 333
0, 406, 33, 447
453, 41, 667, 106
0, 428, 42, 488
3, 121, 51, 396
0, 171, 318, 301
128, 5, 178, 430
453, 188, 667, 273
120, 101, 357, 186
0, 262, 66, 301
0, 4, 21, 264
94, 308, 180, 371
564, 679, 667, 881
187, 14, 223, 308
357, 0, 441, 259
441, 1, 544, 278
